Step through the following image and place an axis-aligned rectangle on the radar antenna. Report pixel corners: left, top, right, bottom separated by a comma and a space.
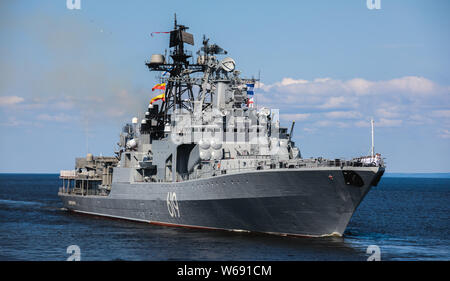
371, 118, 375, 158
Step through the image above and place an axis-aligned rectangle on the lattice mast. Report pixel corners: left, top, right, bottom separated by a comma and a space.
146, 14, 199, 136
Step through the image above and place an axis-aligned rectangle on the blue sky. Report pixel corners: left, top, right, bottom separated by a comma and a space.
0, 0, 449, 173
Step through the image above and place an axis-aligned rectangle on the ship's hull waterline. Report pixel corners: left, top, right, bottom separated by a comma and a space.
59, 167, 384, 237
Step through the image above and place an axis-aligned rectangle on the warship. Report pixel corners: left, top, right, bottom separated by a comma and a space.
58, 18, 385, 237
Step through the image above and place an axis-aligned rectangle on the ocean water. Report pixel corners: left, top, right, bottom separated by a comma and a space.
0, 174, 448, 261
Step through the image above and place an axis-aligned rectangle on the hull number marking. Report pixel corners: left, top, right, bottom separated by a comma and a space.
167, 192, 180, 218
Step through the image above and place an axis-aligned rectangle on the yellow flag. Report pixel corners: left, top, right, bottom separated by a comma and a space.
150, 93, 165, 104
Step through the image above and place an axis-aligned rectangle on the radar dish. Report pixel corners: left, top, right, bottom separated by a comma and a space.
220, 57, 235, 72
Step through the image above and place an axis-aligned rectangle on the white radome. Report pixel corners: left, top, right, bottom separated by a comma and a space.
220, 57, 235, 72
199, 150, 211, 160
210, 139, 222, 150
199, 139, 210, 150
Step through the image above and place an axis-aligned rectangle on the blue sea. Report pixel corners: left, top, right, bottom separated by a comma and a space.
0, 174, 448, 261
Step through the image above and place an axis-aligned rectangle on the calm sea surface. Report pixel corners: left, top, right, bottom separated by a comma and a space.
0, 174, 448, 261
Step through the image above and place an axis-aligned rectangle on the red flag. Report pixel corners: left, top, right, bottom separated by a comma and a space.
150, 32, 170, 37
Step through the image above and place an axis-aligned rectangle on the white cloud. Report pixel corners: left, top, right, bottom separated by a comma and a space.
408, 114, 433, 125
318, 96, 350, 109
315, 120, 333, 127
54, 100, 75, 110
324, 111, 362, 119
259, 76, 442, 116
355, 120, 370, 127
381, 76, 436, 94
280, 78, 309, 86
432, 110, 450, 118
377, 118, 403, 127
303, 127, 317, 133
438, 129, 450, 139
354, 118, 402, 128
0, 96, 24, 106
260, 76, 440, 98
280, 113, 310, 121
375, 107, 403, 118
345, 78, 373, 95
0, 116, 31, 127
36, 113, 75, 122
310, 120, 351, 128
255, 75, 448, 129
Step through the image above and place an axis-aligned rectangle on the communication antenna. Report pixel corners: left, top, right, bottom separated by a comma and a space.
85, 118, 89, 154
257, 70, 261, 88
256, 70, 261, 109
371, 118, 375, 158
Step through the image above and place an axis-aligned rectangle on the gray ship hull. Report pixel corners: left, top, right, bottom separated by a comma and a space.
59, 167, 384, 237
